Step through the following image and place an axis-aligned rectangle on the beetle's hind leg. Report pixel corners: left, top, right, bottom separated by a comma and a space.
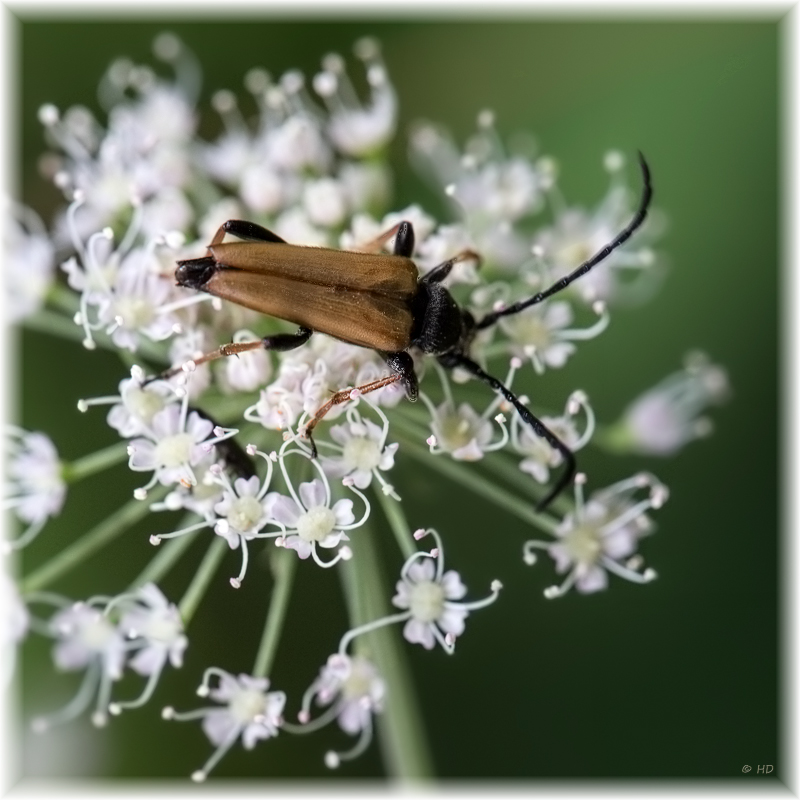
356, 221, 415, 257
210, 219, 287, 246
148, 327, 313, 383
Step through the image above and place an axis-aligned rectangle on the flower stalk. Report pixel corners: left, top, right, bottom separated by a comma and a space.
339, 522, 434, 780
252, 548, 296, 679
21, 485, 169, 593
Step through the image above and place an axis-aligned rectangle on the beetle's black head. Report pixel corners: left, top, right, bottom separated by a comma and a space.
175, 256, 217, 290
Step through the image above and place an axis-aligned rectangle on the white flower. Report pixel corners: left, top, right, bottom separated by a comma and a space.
50, 603, 126, 678
512, 390, 595, 485
76, 366, 178, 437
524, 473, 668, 596
163, 668, 286, 782
1, 571, 28, 647
390, 529, 502, 653
427, 401, 496, 461
294, 653, 384, 769
149, 446, 280, 588
422, 363, 511, 462
311, 654, 384, 734
61, 200, 188, 353
34, 601, 127, 729
4, 202, 55, 322
105, 584, 187, 717
498, 299, 609, 374
415, 223, 480, 284
303, 177, 349, 229
340, 204, 436, 253
269, 478, 357, 567
313, 39, 397, 158
322, 404, 399, 497
217, 330, 273, 394
4, 427, 66, 552
274, 206, 329, 247
40, 43, 198, 238
617, 352, 730, 455
532, 153, 662, 304
126, 395, 236, 496
409, 114, 544, 268
118, 583, 187, 674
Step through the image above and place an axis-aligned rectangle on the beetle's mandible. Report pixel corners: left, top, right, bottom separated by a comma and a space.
168, 153, 653, 511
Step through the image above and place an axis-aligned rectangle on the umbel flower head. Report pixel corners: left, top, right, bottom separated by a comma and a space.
7, 32, 729, 781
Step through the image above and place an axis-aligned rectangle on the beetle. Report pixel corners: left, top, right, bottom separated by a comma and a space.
168, 153, 652, 511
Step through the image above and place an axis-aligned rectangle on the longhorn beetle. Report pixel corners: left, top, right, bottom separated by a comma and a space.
168, 153, 652, 511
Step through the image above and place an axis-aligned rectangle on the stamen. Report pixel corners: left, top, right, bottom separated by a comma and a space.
325, 717, 373, 768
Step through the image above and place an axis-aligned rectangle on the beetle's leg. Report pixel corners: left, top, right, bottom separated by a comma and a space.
356, 221, 415, 256
209, 219, 287, 246
475, 152, 653, 331
152, 327, 313, 382
302, 374, 404, 457
440, 352, 575, 512
422, 249, 482, 285
393, 221, 415, 257
382, 350, 419, 400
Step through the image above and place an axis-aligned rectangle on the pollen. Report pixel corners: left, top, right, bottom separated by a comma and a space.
562, 523, 603, 567
342, 437, 382, 473
295, 506, 337, 542
154, 432, 194, 468
407, 580, 445, 623
227, 496, 264, 533
125, 386, 166, 426
228, 688, 266, 725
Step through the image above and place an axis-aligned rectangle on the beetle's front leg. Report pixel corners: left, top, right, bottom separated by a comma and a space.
150, 327, 313, 383
382, 351, 419, 400
301, 351, 418, 456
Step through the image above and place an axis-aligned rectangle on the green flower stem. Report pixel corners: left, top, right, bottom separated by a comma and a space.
24, 308, 96, 345
390, 415, 559, 536
252, 548, 296, 679
340, 524, 434, 781
61, 442, 129, 483
21, 485, 169, 593
178, 537, 227, 625
481, 451, 572, 519
131, 514, 204, 589
374, 488, 417, 560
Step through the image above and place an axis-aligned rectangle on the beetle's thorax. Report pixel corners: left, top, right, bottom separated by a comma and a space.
410, 282, 469, 356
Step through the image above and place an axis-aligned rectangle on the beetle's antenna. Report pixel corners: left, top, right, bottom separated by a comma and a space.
439, 353, 575, 511
475, 152, 653, 331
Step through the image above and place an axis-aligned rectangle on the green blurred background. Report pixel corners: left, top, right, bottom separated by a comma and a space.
14, 15, 779, 782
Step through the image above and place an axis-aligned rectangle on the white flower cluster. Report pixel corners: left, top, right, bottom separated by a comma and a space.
28, 584, 186, 731
6, 34, 729, 781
